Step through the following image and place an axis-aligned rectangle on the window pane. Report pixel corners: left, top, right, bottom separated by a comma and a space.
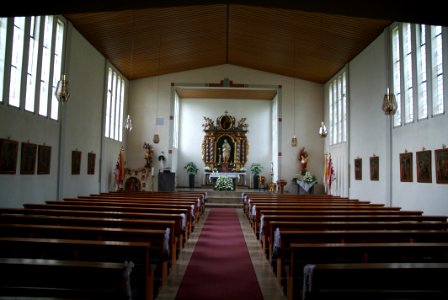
51, 19, 64, 120
342, 72, 347, 142
431, 25, 444, 115
25, 16, 41, 112
402, 23, 414, 123
416, 24, 428, 120
0, 18, 8, 102
110, 72, 117, 139
391, 26, 402, 126
9, 17, 25, 108
105, 67, 112, 138
118, 78, 125, 142
39, 16, 54, 116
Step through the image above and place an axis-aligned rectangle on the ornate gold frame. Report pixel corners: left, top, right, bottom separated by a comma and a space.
201, 111, 249, 170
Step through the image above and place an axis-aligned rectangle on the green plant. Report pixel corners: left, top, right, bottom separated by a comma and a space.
184, 162, 199, 174
214, 175, 234, 191
250, 163, 263, 176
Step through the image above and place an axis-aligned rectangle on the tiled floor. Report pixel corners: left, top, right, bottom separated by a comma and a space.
155, 207, 286, 300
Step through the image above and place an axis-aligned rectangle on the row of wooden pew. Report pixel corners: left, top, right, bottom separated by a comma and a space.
241, 192, 448, 300
0, 190, 207, 300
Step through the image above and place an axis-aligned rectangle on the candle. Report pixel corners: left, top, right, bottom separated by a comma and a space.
151, 167, 154, 176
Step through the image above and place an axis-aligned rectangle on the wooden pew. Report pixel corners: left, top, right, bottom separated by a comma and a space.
0, 258, 134, 299
300, 262, 448, 300
255, 209, 425, 237
0, 213, 179, 265
95, 191, 207, 216
273, 229, 448, 288
260, 214, 448, 258
22, 203, 193, 238
0, 207, 186, 246
0, 237, 154, 300
287, 243, 448, 300
0, 223, 171, 291
265, 220, 448, 260
59, 198, 200, 226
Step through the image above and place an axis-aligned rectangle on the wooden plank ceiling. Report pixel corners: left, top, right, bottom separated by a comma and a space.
64, 4, 391, 83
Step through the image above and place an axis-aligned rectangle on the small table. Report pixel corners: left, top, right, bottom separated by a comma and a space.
296, 179, 317, 194
276, 179, 288, 194
203, 171, 247, 186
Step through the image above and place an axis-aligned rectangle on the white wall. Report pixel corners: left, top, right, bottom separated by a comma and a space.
348, 31, 390, 205
346, 29, 448, 215
177, 98, 272, 187
126, 64, 324, 193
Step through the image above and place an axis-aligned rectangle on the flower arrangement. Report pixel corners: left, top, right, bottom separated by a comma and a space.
214, 175, 234, 191
303, 171, 317, 184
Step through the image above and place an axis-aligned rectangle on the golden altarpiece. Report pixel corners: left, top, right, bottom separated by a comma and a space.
201, 111, 249, 175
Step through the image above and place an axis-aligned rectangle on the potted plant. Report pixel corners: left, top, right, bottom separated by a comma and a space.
184, 162, 199, 188
250, 163, 263, 189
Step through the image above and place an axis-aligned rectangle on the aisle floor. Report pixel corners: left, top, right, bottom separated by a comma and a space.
155, 207, 286, 300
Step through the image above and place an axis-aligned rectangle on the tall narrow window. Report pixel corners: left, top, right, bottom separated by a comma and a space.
50, 19, 64, 120
416, 24, 428, 120
391, 22, 444, 126
105, 67, 112, 138
25, 16, 41, 112
39, 16, 54, 116
431, 26, 444, 116
0, 18, 8, 102
329, 82, 334, 144
9, 17, 25, 108
105, 66, 126, 141
402, 23, 414, 123
328, 70, 347, 145
391, 26, 402, 126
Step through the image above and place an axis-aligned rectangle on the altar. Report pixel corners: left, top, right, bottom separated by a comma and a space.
203, 171, 247, 186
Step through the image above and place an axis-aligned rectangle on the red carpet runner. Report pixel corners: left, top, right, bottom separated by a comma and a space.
175, 208, 263, 299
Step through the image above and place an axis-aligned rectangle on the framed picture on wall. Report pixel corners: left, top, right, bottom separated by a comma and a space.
399, 152, 413, 182
354, 158, 362, 180
72, 150, 81, 175
416, 150, 432, 183
37, 145, 51, 175
20, 142, 37, 174
435, 148, 448, 184
0, 138, 19, 174
87, 152, 96, 175
370, 156, 379, 181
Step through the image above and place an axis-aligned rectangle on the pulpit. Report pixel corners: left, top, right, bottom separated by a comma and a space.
276, 179, 288, 194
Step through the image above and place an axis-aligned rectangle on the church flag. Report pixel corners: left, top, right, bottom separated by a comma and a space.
323, 154, 329, 193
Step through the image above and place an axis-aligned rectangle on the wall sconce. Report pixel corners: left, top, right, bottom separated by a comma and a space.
382, 88, 397, 115
55, 74, 70, 103
124, 114, 133, 133
319, 121, 328, 138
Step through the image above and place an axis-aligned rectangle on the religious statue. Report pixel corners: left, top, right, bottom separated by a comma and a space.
222, 139, 231, 164
143, 142, 153, 168
202, 116, 215, 130
158, 151, 166, 171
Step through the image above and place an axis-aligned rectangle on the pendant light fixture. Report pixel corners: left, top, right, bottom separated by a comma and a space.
319, 121, 328, 138
382, 88, 397, 115
153, 33, 162, 144
291, 35, 298, 147
55, 74, 70, 103
124, 114, 133, 133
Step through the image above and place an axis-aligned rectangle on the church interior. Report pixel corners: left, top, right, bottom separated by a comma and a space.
0, 2, 448, 299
